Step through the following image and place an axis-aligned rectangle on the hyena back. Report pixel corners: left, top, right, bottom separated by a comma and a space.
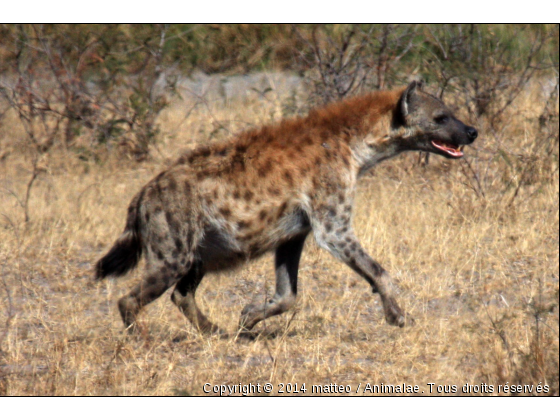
95, 80, 477, 334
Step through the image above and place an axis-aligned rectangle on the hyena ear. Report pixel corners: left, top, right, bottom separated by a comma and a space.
400, 79, 424, 118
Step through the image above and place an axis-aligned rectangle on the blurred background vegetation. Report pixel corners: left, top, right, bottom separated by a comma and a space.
0, 24, 557, 158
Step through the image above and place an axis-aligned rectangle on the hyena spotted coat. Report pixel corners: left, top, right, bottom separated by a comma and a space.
95, 80, 477, 334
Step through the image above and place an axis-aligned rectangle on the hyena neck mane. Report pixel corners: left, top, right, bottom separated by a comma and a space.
303, 90, 403, 140
178, 88, 409, 176
302, 88, 410, 174
249, 88, 406, 150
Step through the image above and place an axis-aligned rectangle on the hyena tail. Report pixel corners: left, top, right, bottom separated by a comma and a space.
95, 192, 143, 280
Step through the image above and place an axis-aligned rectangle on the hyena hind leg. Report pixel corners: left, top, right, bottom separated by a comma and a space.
118, 270, 175, 333
171, 260, 226, 335
239, 233, 308, 332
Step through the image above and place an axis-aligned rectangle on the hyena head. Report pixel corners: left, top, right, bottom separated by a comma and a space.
394, 80, 478, 158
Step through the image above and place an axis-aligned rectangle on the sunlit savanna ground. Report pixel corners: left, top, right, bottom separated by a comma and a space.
0, 75, 557, 395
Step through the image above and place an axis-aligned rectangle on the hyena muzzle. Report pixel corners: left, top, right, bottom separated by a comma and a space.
95, 80, 477, 335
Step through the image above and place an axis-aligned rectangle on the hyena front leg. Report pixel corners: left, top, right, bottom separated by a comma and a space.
312, 215, 409, 327
171, 260, 225, 335
239, 233, 308, 331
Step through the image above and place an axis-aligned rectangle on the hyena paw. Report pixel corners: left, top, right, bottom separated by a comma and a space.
384, 298, 412, 328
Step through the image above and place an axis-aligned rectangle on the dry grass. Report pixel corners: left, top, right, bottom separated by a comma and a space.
0, 79, 558, 396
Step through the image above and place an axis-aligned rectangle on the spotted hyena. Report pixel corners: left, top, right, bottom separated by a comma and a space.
95, 80, 477, 335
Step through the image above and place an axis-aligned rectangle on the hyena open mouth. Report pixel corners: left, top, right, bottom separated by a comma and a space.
431, 140, 464, 158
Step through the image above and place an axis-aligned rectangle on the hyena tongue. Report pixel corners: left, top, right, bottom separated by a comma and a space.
432, 140, 464, 158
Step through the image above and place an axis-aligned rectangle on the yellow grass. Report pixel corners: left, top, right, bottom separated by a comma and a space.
0, 81, 558, 395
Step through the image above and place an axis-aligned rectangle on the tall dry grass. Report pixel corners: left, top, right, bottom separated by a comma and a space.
0, 78, 557, 395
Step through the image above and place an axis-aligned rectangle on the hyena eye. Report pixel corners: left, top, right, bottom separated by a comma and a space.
434, 115, 449, 124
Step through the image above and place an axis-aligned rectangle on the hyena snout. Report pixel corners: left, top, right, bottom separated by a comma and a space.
448, 120, 478, 145
429, 120, 478, 159
465, 126, 478, 143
